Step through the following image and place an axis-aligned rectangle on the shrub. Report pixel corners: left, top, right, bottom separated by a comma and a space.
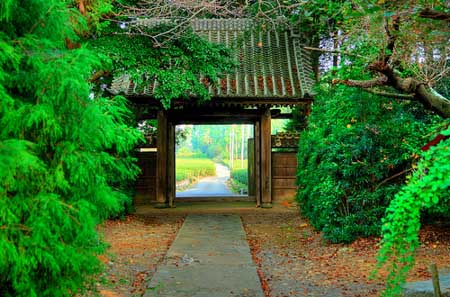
231, 168, 248, 186
229, 168, 248, 194
296, 85, 437, 243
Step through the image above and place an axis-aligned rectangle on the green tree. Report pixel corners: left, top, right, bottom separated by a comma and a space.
0, 0, 142, 295
299, 0, 449, 116
296, 75, 438, 243
285, 0, 449, 293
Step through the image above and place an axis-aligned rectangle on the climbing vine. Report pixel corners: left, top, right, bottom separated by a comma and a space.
377, 124, 450, 296
89, 29, 235, 108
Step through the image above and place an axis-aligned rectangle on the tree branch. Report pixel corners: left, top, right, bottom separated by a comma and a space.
334, 60, 450, 117
375, 168, 413, 190
332, 76, 388, 88
304, 46, 365, 59
419, 8, 450, 21
365, 89, 414, 100
384, 14, 400, 64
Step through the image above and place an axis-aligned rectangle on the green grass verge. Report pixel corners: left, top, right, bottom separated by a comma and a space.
176, 158, 216, 182
231, 168, 248, 186
229, 168, 248, 194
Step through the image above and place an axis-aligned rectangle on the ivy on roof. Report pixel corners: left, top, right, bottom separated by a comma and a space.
108, 18, 315, 106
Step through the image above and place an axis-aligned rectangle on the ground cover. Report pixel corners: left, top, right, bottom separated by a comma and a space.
94, 203, 450, 296
242, 209, 450, 297
94, 214, 184, 296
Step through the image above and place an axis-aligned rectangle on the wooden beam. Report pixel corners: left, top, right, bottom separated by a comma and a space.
155, 110, 168, 208
272, 113, 293, 119
260, 108, 272, 208
171, 117, 256, 125
168, 109, 261, 125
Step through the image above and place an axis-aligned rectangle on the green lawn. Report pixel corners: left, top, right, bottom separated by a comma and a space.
176, 157, 216, 182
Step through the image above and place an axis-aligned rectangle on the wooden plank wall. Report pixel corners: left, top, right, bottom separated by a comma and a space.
271, 152, 297, 202
134, 151, 157, 205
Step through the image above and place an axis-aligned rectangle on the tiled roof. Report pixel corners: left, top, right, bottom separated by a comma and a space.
109, 18, 314, 103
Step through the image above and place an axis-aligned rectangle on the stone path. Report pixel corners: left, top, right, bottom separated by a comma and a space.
404, 274, 450, 296
145, 214, 264, 297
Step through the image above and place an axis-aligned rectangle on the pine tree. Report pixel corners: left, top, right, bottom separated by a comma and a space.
0, 1, 142, 295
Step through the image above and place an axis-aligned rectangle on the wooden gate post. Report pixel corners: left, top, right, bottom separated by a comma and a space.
167, 122, 176, 207
254, 123, 261, 207
260, 108, 272, 208
155, 110, 169, 208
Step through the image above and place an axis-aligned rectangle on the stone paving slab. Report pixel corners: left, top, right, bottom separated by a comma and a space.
145, 214, 264, 297
404, 274, 450, 296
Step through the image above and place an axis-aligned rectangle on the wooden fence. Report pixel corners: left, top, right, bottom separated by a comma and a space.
134, 151, 156, 205
271, 152, 297, 202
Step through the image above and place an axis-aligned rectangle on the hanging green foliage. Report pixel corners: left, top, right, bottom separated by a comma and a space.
376, 125, 450, 296
0, 0, 142, 295
89, 25, 235, 109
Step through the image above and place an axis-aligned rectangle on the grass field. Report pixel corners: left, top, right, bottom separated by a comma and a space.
176, 157, 216, 182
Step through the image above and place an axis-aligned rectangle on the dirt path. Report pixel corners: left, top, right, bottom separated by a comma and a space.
95, 203, 450, 297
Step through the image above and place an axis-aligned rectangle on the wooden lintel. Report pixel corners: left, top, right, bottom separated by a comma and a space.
272, 113, 293, 119
167, 109, 262, 125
